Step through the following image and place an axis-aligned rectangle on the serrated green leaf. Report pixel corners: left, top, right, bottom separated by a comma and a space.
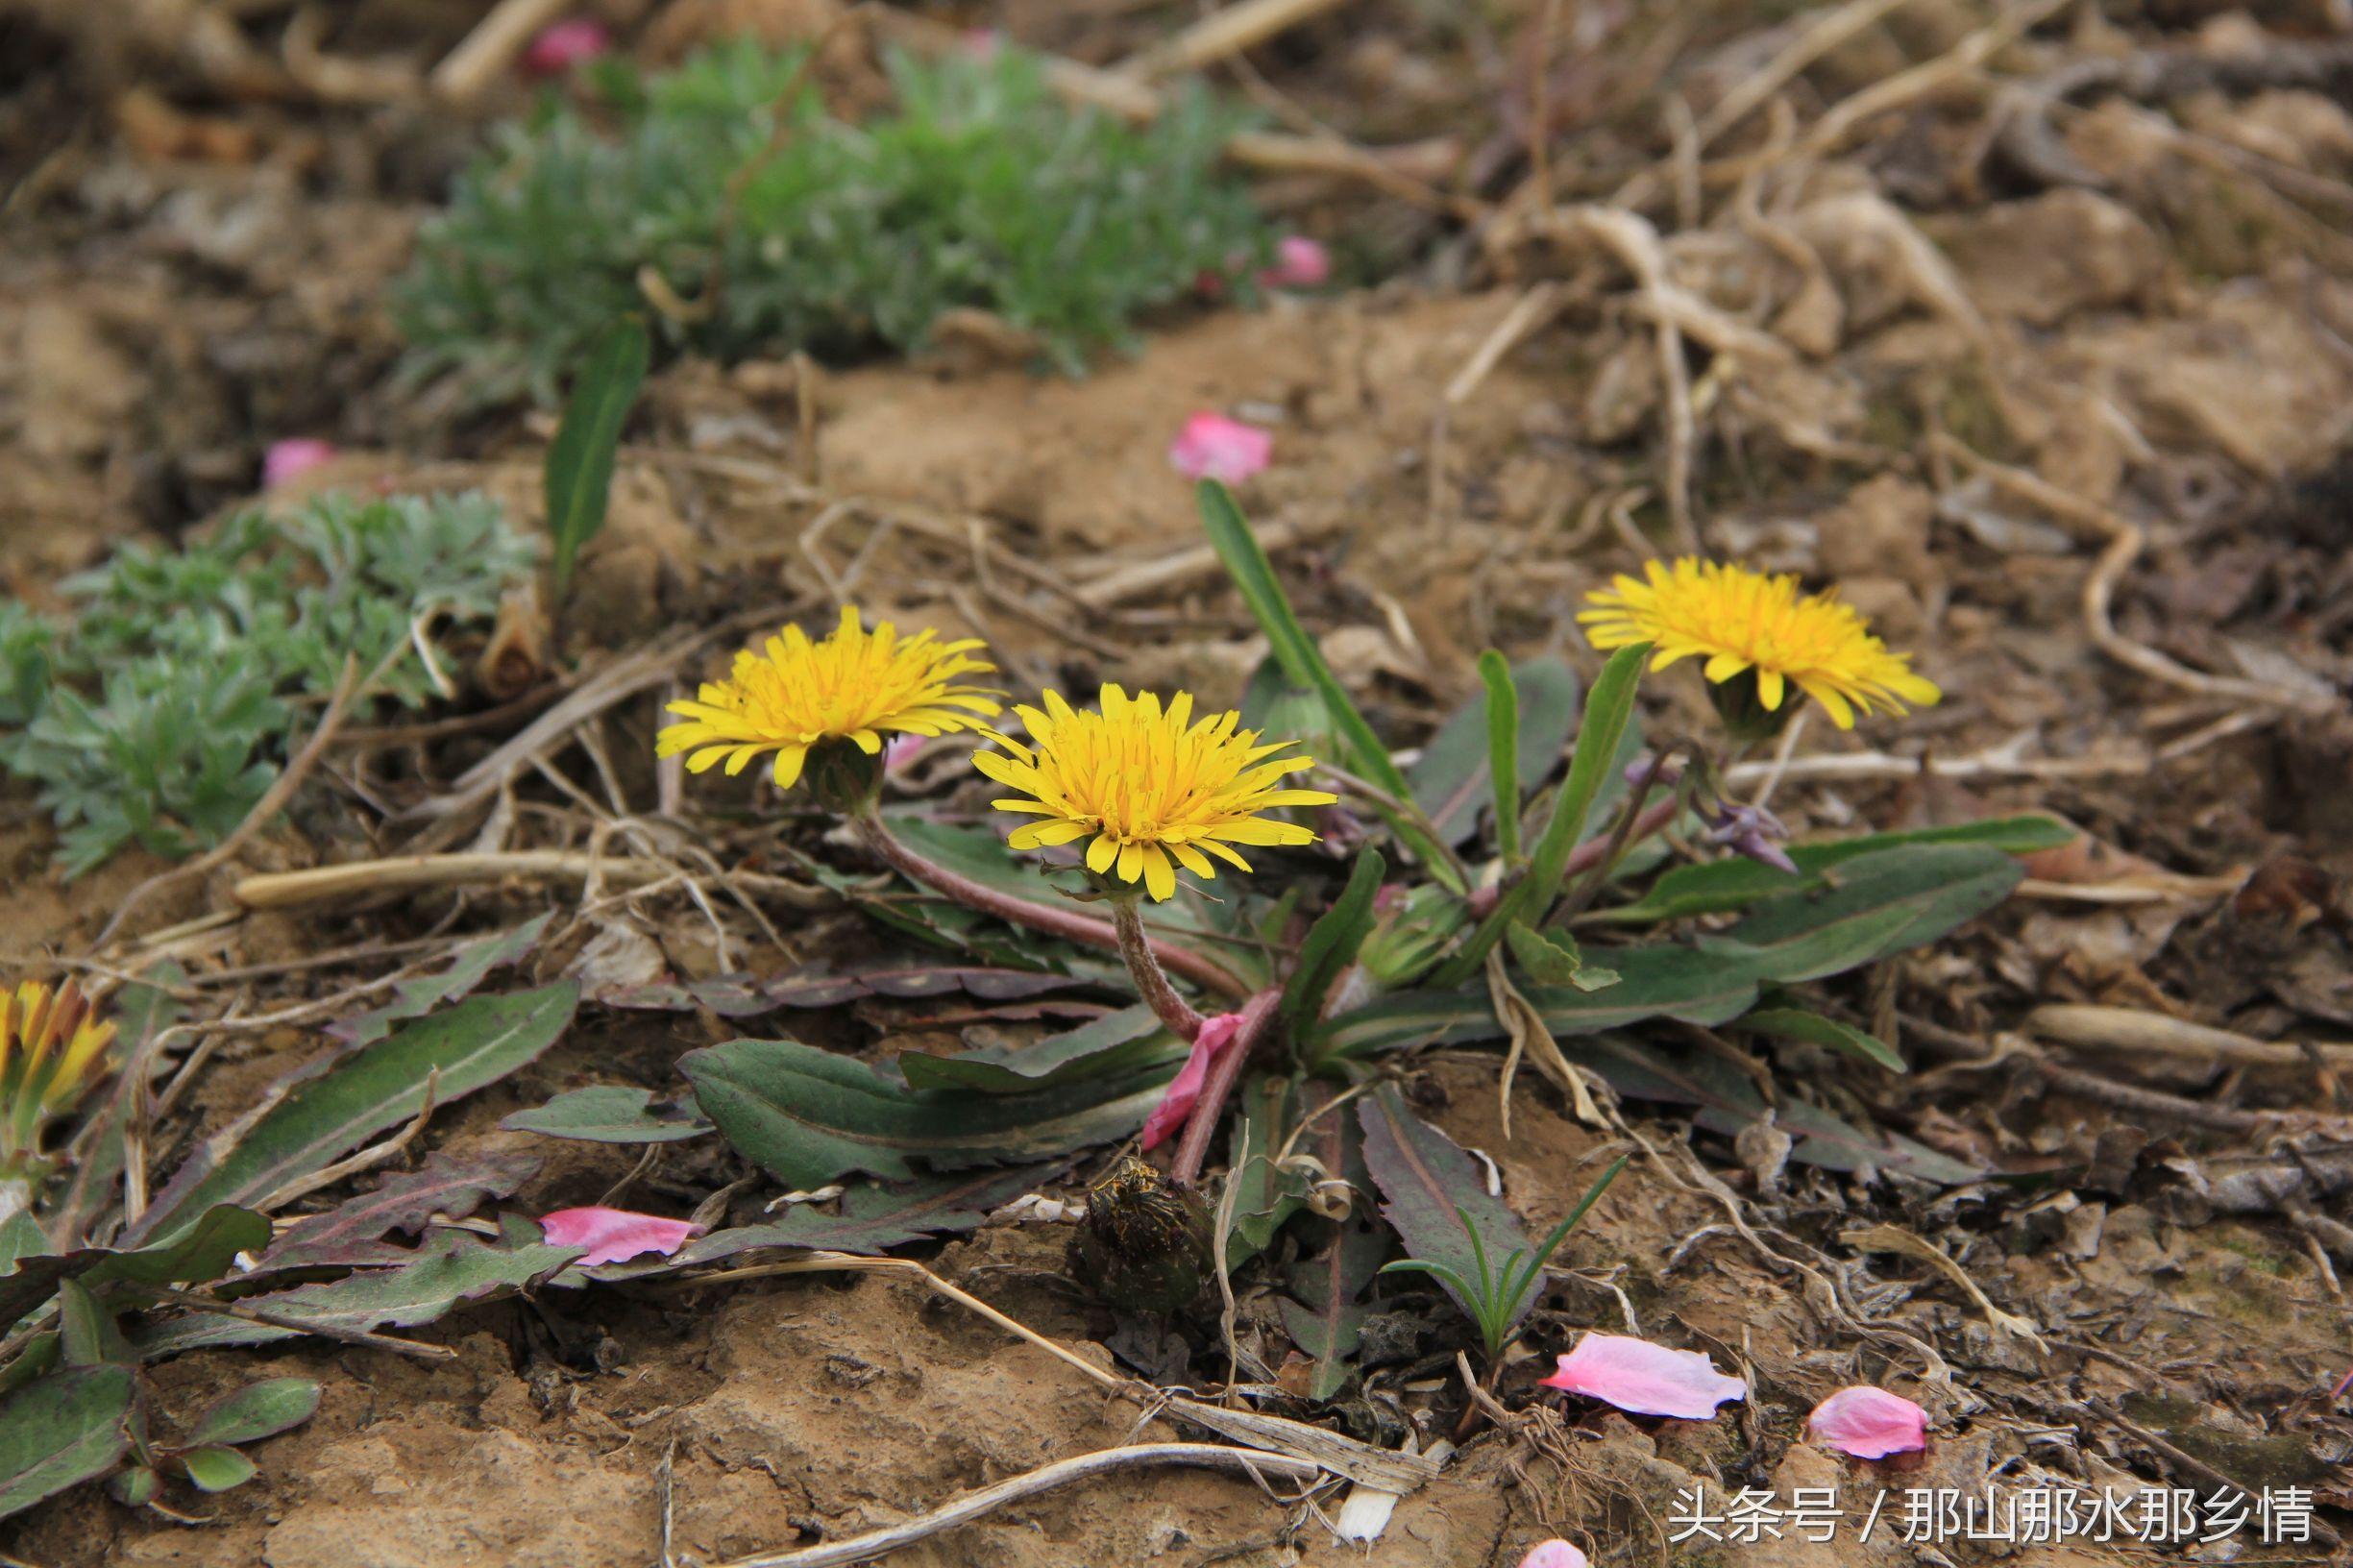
133, 1226, 584, 1359
897, 1005, 1181, 1093
1588, 815, 2075, 924
188, 1379, 320, 1448
585, 1166, 1053, 1279
0, 1205, 272, 1331
546, 319, 650, 600
501, 1086, 714, 1143
682, 1036, 1175, 1188
1196, 481, 1455, 888
0, 1365, 133, 1521
1280, 849, 1385, 1032
335, 916, 551, 1049
179, 1446, 257, 1492
1358, 1088, 1530, 1326
1432, 643, 1648, 988
1742, 1007, 1905, 1072
129, 983, 579, 1246
254, 1153, 542, 1273
1323, 843, 2019, 1065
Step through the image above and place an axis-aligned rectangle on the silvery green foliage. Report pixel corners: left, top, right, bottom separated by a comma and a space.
395, 41, 1271, 404
2, 493, 534, 874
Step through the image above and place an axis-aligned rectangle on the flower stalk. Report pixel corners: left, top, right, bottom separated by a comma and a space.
847, 812, 1251, 1002
1110, 896, 1206, 1041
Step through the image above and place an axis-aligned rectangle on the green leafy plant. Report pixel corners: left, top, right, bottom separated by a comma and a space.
612, 476, 2073, 1391
0, 929, 579, 1522
396, 40, 1273, 401
0, 492, 534, 874
1381, 1156, 1628, 1363
544, 317, 650, 604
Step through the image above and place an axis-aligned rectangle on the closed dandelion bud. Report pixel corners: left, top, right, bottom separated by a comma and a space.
0, 979, 118, 1220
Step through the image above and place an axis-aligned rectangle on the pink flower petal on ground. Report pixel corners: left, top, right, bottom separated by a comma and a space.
540, 1206, 703, 1266
520, 17, 610, 78
1518, 1541, 1590, 1568
1540, 1333, 1747, 1420
1259, 235, 1332, 289
1140, 1013, 1243, 1150
262, 439, 336, 488
1807, 1384, 1928, 1458
882, 734, 926, 774
1168, 413, 1272, 484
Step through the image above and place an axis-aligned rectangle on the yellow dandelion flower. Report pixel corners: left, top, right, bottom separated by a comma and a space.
656, 606, 1003, 791
1579, 558, 1941, 730
1, 980, 116, 1162
974, 685, 1337, 902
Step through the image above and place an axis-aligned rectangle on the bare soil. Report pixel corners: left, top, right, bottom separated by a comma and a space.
3, 0, 2350, 1564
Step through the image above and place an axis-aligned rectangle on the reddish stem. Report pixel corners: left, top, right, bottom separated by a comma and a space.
1169, 988, 1281, 1188
848, 815, 1252, 1002
1112, 898, 1205, 1041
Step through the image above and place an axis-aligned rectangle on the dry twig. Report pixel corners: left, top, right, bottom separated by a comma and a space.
708, 1444, 1322, 1567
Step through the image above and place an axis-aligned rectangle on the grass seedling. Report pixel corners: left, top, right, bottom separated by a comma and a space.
1381, 1154, 1628, 1365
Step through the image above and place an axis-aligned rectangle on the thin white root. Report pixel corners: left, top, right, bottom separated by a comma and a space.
708, 1444, 1322, 1568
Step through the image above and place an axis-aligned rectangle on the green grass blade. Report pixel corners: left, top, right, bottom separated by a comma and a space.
1280, 848, 1385, 1031
1432, 643, 1649, 987
1195, 480, 1458, 887
1477, 649, 1522, 863
544, 318, 650, 601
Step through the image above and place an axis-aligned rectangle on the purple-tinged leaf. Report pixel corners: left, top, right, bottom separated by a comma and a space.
1359, 1088, 1531, 1323
0, 1205, 271, 1328
126, 983, 578, 1247
132, 1221, 584, 1358
580, 1165, 1057, 1279
0, 1366, 134, 1521
602, 965, 1096, 1017
253, 1152, 541, 1274
1279, 1083, 1388, 1399
1568, 1032, 1979, 1183
501, 1085, 713, 1143
332, 916, 551, 1048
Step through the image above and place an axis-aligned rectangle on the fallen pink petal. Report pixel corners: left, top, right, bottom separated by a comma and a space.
1807, 1384, 1928, 1458
540, 1206, 704, 1265
1260, 235, 1332, 289
1540, 1333, 1746, 1420
262, 438, 336, 488
1517, 1541, 1590, 1568
1167, 412, 1272, 484
521, 18, 610, 78
1140, 1012, 1243, 1149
